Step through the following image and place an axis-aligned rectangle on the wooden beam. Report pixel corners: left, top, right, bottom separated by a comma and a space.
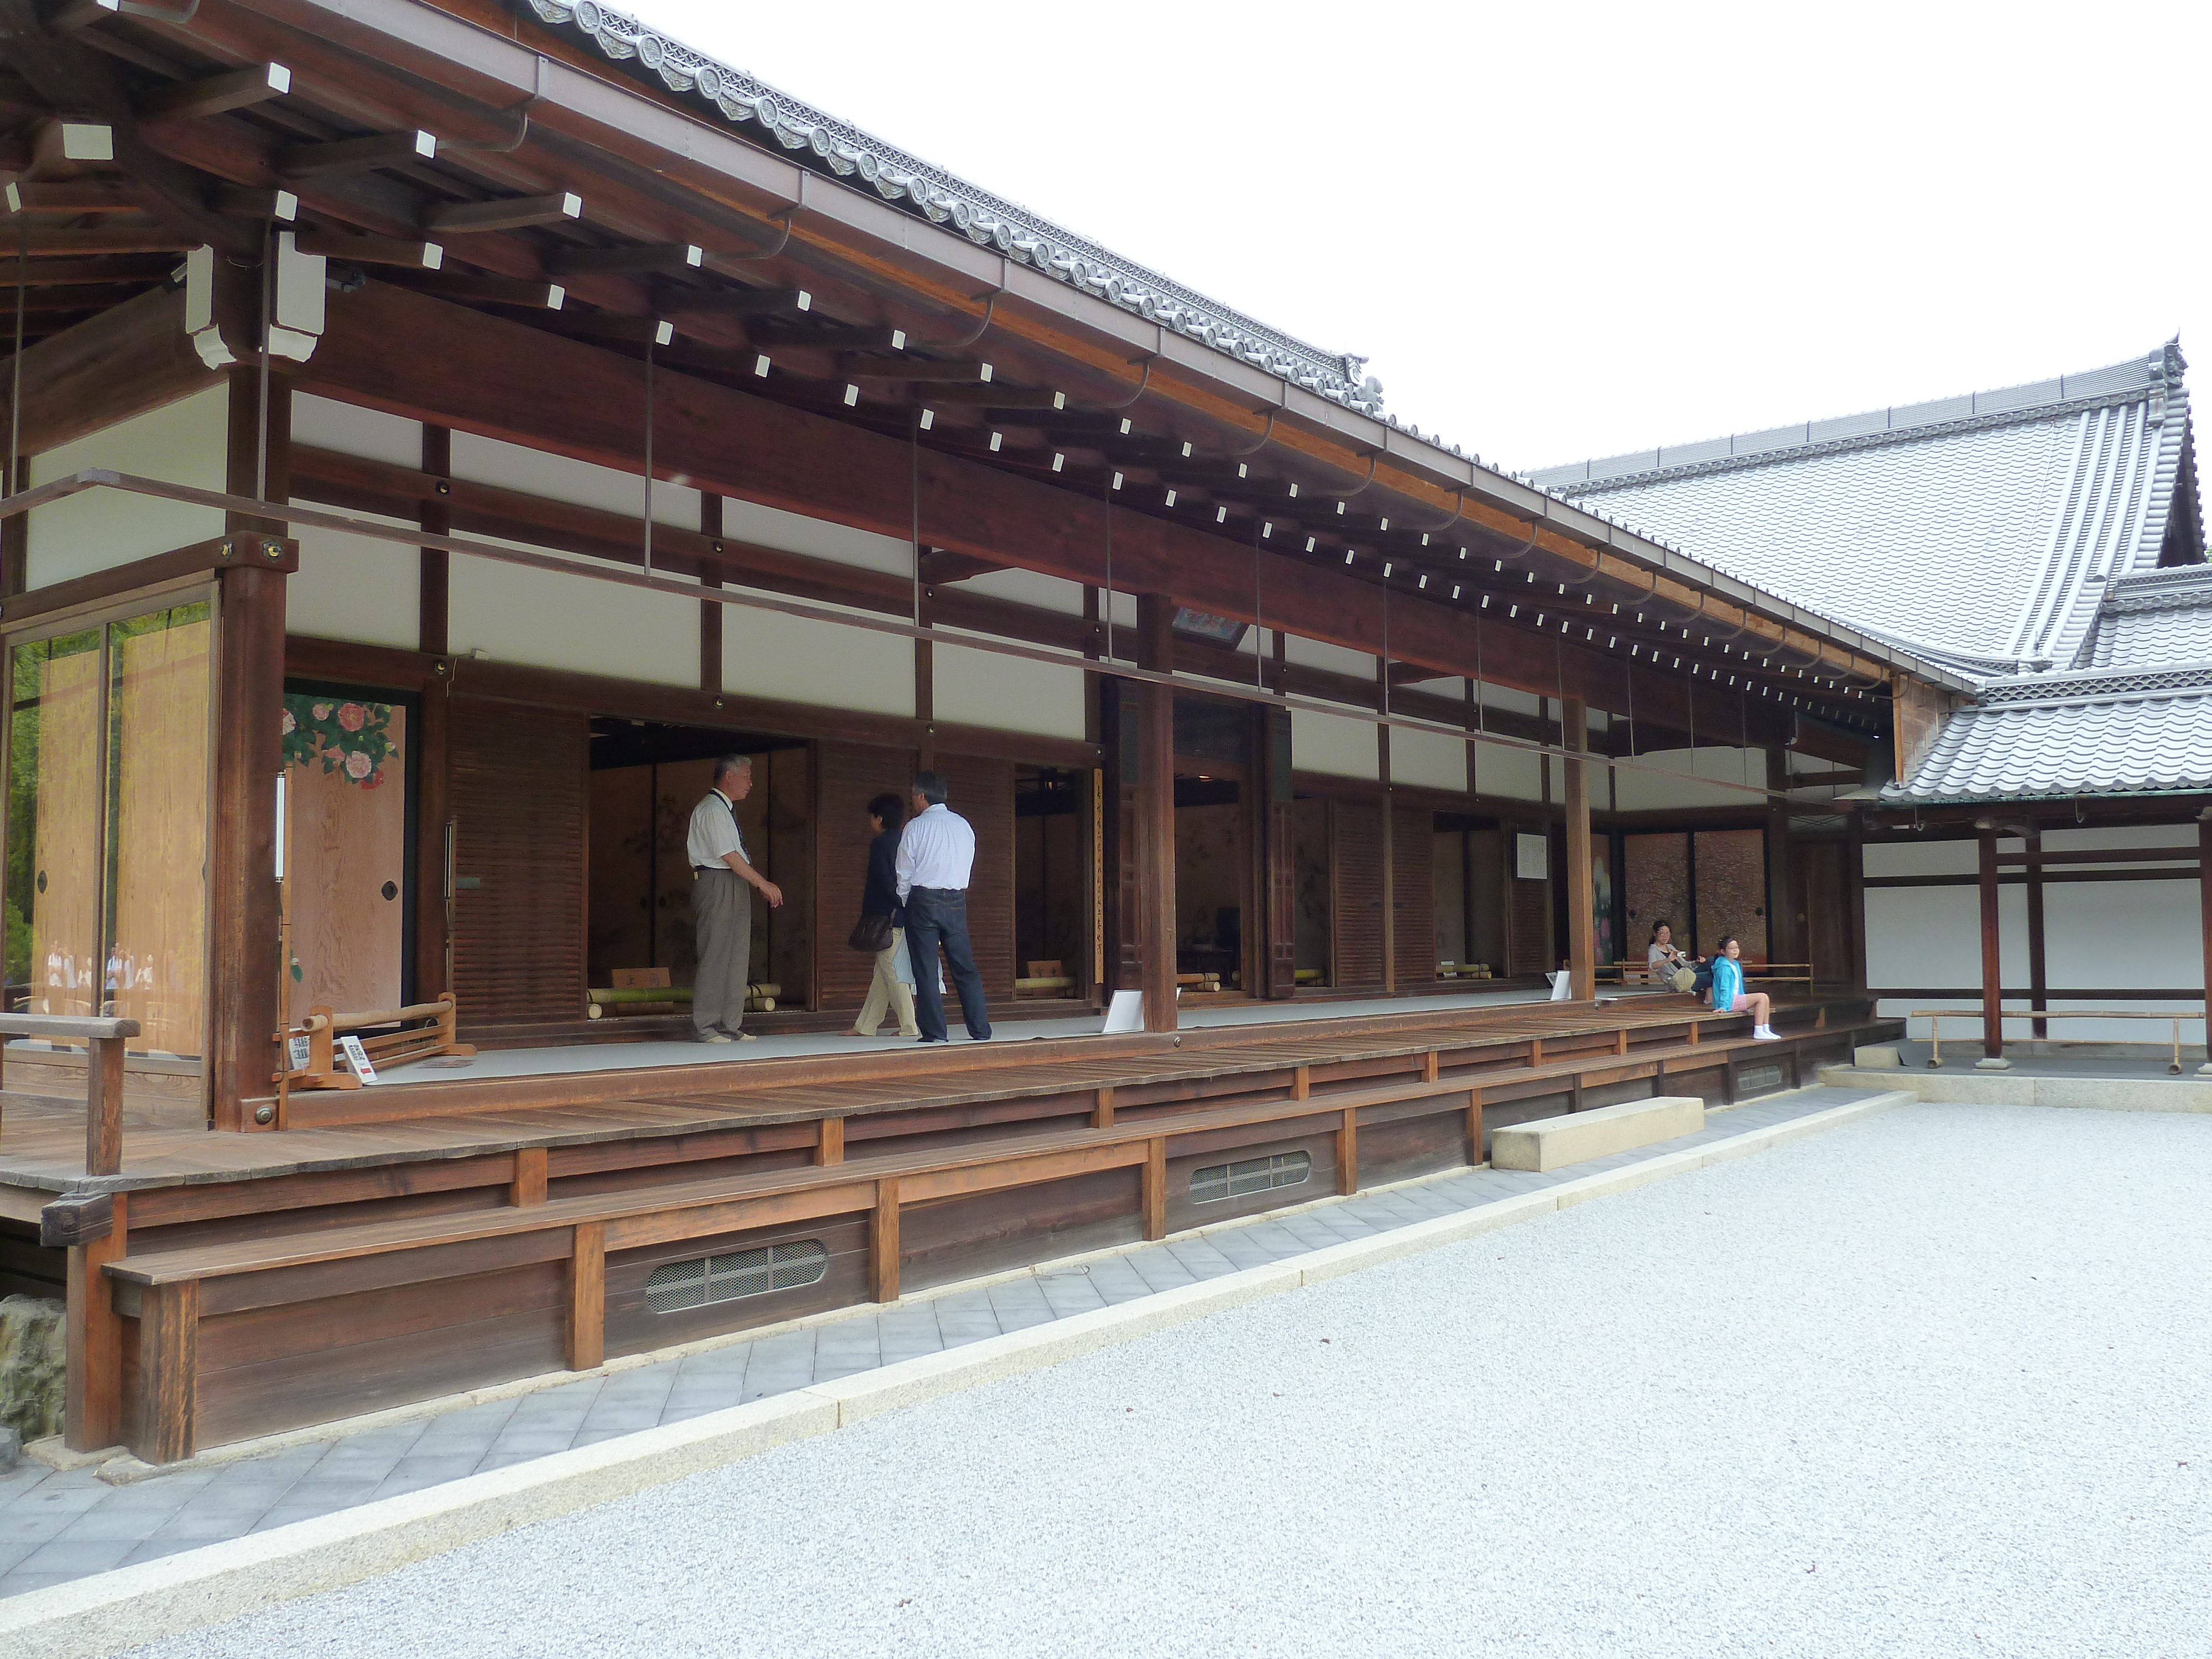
1564, 696, 1594, 1001
64, 1192, 125, 1453
566, 1221, 604, 1370
658, 286, 811, 317
394, 270, 563, 309
1136, 595, 1178, 1032
0, 253, 175, 285
750, 321, 906, 352
545, 241, 699, 276
211, 184, 297, 222
12, 227, 201, 255
138, 61, 290, 123
424, 192, 583, 235
278, 128, 435, 180
295, 228, 443, 269
4, 179, 142, 212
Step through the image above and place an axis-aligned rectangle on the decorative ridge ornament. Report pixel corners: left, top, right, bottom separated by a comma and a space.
520, 1, 1384, 416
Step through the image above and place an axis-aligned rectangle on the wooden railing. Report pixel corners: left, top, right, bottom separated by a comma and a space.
1916, 1007, 2207, 1074
1598, 962, 1817, 987
0, 1013, 140, 1175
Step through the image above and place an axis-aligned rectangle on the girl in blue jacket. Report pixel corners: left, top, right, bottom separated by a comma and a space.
1710, 937, 1780, 1040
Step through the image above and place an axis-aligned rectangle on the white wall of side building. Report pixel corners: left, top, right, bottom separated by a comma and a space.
1862, 832, 2204, 1045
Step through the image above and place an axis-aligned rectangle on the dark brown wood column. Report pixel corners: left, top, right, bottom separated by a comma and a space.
1765, 747, 1798, 971
1564, 696, 1594, 1001
2025, 823, 2048, 1039
1135, 595, 1177, 1031
210, 363, 290, 1129
1376, 658, 1395, 994
1261, 704, 1296, 999
1978, 828, 2004, 1063
412, 426, 452, 1003
2198, 815, 2212, 1076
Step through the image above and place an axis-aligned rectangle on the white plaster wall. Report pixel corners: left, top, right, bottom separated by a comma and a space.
450, 551, 698, 687
1611, 745, 1766, 812
724, 593, 912, 717
1468, 739, 1544, 802
27, 385, 228, 587
1864, 839, 1980, 879
2041, 878, 2202, 1045
1284, 635, 1375, 680
1475, 683, 1542, 719
1293, 707, 1379, 780
452, 432, 698, 529
956, 567, 1088, 616
1390, 725, 1466, 793
288, 508, 421, 650
933, 639, 1086, 739
723, 495, 914, 577
292, 394, 422, 469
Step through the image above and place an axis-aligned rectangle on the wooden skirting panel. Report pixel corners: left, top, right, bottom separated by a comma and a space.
81, 1001, 1896, 1459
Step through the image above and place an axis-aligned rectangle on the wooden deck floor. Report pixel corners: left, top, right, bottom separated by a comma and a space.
0, 995, 1851, 1200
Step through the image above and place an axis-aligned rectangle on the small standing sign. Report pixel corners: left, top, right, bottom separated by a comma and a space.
337, 1034, 379, 1084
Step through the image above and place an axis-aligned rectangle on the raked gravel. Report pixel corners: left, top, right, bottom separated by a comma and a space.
126, 1102, 2212, 1659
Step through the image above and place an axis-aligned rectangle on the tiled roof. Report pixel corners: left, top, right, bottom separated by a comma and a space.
1881, 661, 2212, 804
2074, 565, 2212, 668
1527, 345, 2203, 671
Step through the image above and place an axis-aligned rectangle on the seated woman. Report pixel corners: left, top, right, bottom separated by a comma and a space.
1709, 936, 1780, 1039
1646, 920, 1712, 999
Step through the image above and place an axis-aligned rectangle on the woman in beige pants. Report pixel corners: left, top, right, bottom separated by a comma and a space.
850, 794, 920, 1038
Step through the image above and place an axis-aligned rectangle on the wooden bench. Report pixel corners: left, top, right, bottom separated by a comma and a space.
96, 1008, 1884, 1462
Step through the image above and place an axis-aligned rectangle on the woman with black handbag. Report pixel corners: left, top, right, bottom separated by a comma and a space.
847, 792, 920, 1039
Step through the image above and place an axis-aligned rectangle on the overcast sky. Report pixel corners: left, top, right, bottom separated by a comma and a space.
625, 1, 2209, 472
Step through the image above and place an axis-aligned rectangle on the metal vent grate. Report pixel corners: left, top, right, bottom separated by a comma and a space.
644, 1239, 829, 1313
1191, 1151, 1312, 1205
1736, 1062, 1785, 1095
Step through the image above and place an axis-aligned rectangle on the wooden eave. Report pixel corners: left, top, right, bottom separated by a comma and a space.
0, 0, 1953, 734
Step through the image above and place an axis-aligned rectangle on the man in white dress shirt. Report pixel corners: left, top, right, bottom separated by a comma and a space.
686, 755, 783, 1044
895, 770, 991, 1044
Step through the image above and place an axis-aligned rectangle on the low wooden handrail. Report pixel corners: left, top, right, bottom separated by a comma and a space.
0, 1013, 140, 1175
1916, 1006, 2208, 1074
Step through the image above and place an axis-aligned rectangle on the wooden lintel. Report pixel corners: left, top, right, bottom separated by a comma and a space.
0, 532, 295, 628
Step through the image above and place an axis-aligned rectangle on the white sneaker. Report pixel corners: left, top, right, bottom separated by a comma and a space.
1754, 1025, 1780, 1040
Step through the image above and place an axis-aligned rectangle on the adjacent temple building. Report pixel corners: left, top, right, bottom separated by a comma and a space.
0, 0, 2199, 1465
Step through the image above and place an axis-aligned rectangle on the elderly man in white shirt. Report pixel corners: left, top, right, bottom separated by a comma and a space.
686, 755, 783, 1043
895, 770, 992, 1044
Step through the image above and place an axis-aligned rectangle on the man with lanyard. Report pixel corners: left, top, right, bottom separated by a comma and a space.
687, 755, 782, 1043
895, 770, 993, 1044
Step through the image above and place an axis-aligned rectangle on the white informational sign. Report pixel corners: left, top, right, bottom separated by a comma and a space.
287, 1034, 311, 1072
337, 1034, 379, 1084
1515, 832, 1550, 881
1102, 990, 1144, 1035
1547, 971, 1573, 1002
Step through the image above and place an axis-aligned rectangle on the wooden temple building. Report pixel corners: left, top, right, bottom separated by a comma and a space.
0, 0, 1945, 1464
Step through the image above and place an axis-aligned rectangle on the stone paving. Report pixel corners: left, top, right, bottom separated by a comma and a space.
0, 1084, 1877, 1599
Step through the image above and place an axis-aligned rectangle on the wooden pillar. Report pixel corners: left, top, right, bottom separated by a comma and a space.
1, 449, 26, 597
915, 581, 935, 773
566, 1222, 604, 1371
1563, 696, 1594, 1001
1765, 747, 1798, 970
64, 1192, 126, 1453
1978, 828, 2004, 1062
1261, 705, 1296, 998
1135, 596, 1177, 1031
138, 1279, 199, 1465
208, 363, 290, 1130
418, 426, 450, 655
1377, 659, 1395, 993
413, 426, 452, 1004
1845, 813, 1869, 992
2198, 817, 2212, 1076
699, 494, 724, 695
2025, 823, 2048, 1039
